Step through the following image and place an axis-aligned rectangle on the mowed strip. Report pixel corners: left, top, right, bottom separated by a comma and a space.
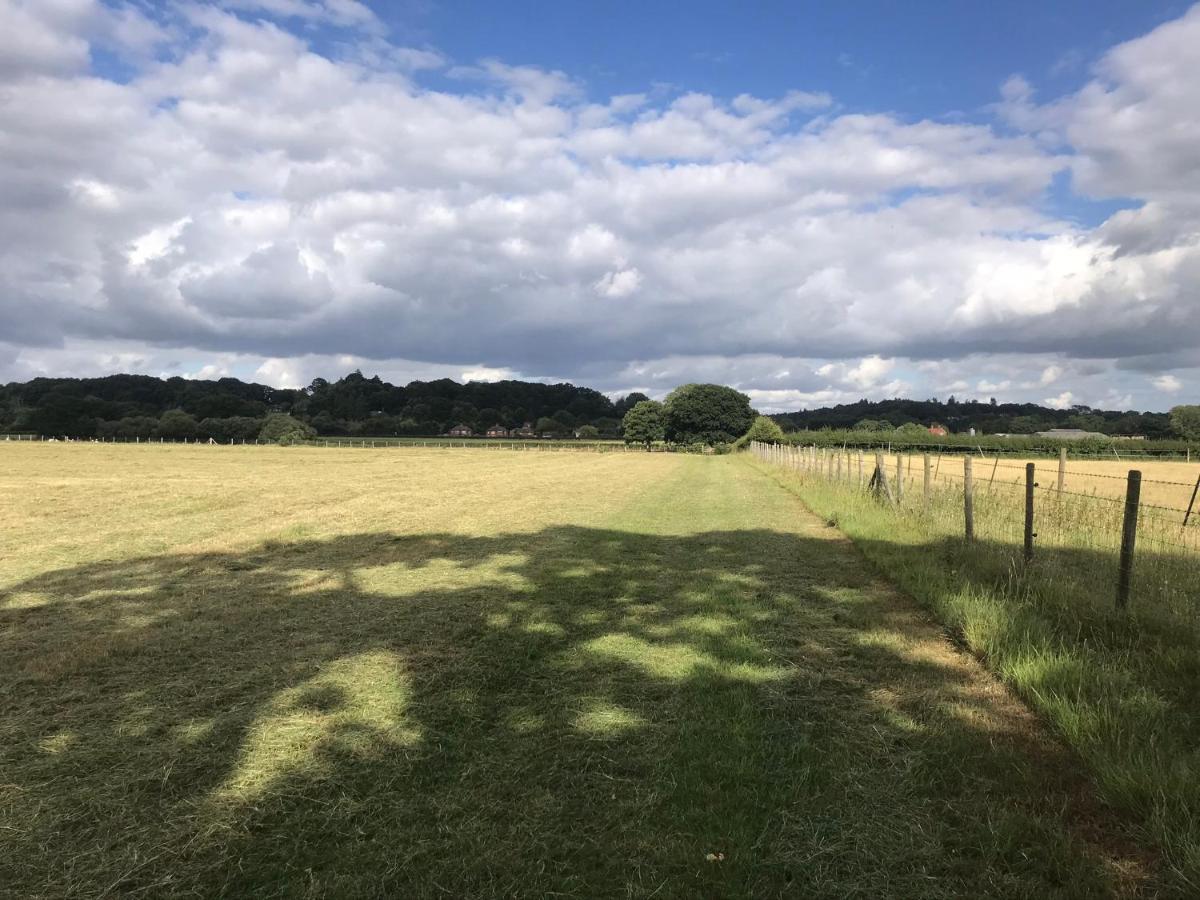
0, 448, 1144, 897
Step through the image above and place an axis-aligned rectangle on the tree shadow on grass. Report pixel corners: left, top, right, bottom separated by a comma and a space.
846, 531, 1200, 888
0, 527, 1155, 898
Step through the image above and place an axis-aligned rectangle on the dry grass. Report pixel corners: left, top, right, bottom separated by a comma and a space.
0, 445, 1157, 897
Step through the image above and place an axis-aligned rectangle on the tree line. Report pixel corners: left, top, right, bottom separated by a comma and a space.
770, 396, 1190, 439
3, 371, 1194, 445
0, 371, 650, 441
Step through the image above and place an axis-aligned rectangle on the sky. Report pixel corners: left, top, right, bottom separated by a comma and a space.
1, 0, 1199, 413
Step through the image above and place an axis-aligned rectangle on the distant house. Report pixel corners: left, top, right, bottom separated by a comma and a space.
448, 424, 474, 437
1034, 428, 1108, 440
928, 425, 948, 436
485, 424, 508, 438
511, 422, 536, 437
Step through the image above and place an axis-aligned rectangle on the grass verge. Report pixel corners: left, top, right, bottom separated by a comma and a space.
752, 454, 1199, 894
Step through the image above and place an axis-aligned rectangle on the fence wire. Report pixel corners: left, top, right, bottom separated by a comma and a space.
751, 441, 1200, 616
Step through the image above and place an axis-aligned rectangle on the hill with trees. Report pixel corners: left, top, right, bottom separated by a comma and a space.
771, 396, 1176, 439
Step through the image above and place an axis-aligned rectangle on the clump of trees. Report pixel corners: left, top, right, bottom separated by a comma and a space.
259, 413, 315, 445
621, 400, 665, 449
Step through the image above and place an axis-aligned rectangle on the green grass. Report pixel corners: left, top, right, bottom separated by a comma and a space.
753, 451, 1200, 894
0, 446, 1154, 897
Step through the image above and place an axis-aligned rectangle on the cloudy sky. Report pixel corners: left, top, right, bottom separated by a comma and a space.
2, 0, 1198, 412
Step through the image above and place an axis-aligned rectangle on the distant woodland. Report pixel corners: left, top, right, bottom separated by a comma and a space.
0, 372, 1184, 440
0, 372, 640, 440
772, 396, 1176, 439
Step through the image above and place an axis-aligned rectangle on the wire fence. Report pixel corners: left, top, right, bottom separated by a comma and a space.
751, 441, 1200, 616
0, 433, 649, 453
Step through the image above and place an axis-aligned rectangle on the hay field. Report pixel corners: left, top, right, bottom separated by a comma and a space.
0, 445, 1153, 897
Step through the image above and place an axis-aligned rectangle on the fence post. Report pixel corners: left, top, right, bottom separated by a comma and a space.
1183, 473, 1200, 529
895, 453, 903, 503
1058, 447, 1067, 499
869, 452, 896, 505
923, 454, 931, 507
1024, 463, 1036, 562
1117, 470, 1141, 610
858, 450, 864, 487
963, 457, 975, 541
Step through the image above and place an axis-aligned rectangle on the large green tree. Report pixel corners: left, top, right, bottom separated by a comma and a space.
663, 384, 755, 445
622, 400, 665, 449
1170, 405, 1200, 440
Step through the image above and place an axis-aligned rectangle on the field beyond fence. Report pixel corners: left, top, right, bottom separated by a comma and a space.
750, 440, 1200, 890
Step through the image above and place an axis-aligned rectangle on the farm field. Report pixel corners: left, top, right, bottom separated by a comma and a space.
796, 448, 1200, 512
0, 445, 1154, 897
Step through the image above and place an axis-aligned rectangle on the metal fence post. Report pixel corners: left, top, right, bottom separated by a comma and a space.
1024, 463, 1036, 562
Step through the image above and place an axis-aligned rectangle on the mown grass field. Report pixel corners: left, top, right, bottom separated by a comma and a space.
0, 445, 1157, 897
754, 451, 1200, 894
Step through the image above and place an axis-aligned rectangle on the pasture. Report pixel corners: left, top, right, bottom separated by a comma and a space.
0, 445, 1153, 897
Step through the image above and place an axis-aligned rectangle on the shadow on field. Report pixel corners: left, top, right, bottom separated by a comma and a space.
0, 527, 1152, 898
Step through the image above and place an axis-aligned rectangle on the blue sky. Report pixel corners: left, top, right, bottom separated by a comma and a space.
399, 1, 1172, 113
2, 0, 1199, 412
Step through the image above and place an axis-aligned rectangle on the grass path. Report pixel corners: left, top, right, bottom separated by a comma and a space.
0, 447, 1150, 897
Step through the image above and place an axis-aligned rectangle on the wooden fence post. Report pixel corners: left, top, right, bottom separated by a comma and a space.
1024, 463, 1036, 562
1058, 447, 1067, 499
1113, 472, 1142, 614
963, 457, 975, 541
869, 452, 896, 505
1117, 470, 1141, 610
1183, 473, 1200, 529
923, 454, 931, 507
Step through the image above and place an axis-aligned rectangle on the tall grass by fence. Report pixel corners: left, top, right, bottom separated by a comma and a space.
749, 439, 1200, 889
782, 429, 1198, 460
751, 440, 1200, 611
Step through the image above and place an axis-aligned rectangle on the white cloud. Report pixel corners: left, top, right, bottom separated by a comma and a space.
255, 358, 302, 388
461, 366, 515, 383
0, 2, 1199, 412
1039, 365, 1063, 386
1044, 391, 1075, 410
845, 356, 895, 390
594, 268, 642, 298
1153, 374, 1182, 393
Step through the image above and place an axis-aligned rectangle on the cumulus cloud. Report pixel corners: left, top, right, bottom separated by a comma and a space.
1044, 391, 1075, 410
1, 0, 1199, 410
1153, 374, 1182, 394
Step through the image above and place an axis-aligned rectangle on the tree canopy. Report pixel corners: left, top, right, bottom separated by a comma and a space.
622, 400, 665, 448
740, 415, 785, 445
663, 384, 755, 446
1169, 405, 1200, 441
259, 413, 315, 445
